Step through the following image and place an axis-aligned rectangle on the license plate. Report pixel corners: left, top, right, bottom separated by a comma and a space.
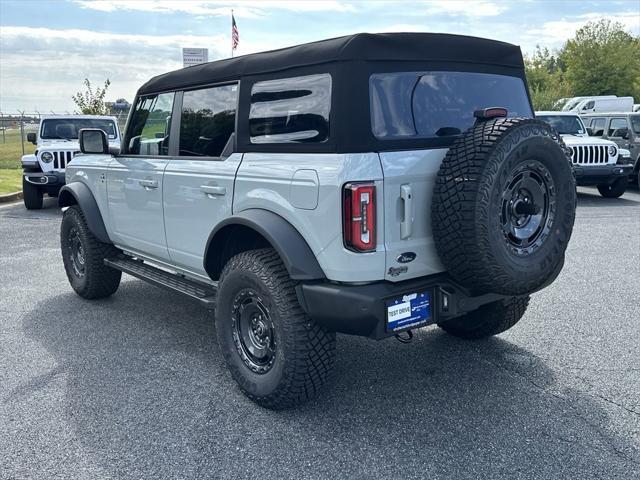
386, 291, 431, 332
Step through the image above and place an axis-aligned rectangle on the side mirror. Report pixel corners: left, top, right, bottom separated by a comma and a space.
586, 127, 593, 136
27, 132, 37, 144
621, 129, 630, 140
79, 128, 109, 154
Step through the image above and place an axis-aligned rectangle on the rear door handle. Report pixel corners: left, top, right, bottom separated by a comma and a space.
138, 179, 158, 189
400, 184, 413, 239
200, 185, 227, 197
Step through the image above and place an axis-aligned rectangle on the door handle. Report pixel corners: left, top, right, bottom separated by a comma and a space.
400, 184, 413, 239
200, 185, 227, 197
138, 179, 158, 189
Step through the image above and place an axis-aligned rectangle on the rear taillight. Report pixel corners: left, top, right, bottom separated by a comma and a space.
343, 182, 376, 252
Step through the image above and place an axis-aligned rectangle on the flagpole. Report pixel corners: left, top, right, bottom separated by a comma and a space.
231, 9, 234, 58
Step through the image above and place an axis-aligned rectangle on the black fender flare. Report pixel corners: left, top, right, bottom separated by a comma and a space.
204, 209, 326, 281
58, 182, 111, 244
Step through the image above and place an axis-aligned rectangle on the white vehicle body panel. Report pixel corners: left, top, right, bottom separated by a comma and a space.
573, 97, 634, 114
106, 156, 169, 261
163, 154, 242, 276
234, 153, 386, 283
378, 149, 447, 281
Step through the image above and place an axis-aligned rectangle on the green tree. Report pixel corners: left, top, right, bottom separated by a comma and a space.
72, 78, 112, 115
561, 19, 640, 98
524, 46, 570, 110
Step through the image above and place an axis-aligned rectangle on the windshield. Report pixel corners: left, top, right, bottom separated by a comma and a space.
562, 99, 582, 111
40, 118, 117, 140
537, 115, 585, 135
370, 71, 533, 140
630, 115, 640, 134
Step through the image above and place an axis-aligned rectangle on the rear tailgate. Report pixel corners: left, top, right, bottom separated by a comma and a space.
379, 149, 448, 282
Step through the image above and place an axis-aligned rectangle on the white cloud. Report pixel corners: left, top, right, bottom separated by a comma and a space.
524, 12, 640, 46
74, 0, 356, 18
0, 26, 284, 112
416, 1, 509, 17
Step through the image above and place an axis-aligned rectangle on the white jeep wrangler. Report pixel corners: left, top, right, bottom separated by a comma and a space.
536, 111, 632, 198
21, 115, 120, 209
59, 33, 577, 409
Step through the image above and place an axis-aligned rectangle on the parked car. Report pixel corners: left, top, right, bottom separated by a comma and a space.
571, 97, 634, 114
58, 33, 577, 408
561, 96, 617, 112
536, 111, 632, 197
582, 112, 640, 185
21, 115, 120, 209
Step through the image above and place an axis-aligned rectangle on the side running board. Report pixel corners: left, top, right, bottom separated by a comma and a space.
104, 257, 217, 308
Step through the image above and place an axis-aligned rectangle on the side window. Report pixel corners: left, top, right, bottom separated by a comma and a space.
127, 93, 175, 155
179, 84, 238, 157
249, 73, 331, 144
590, 118, 606, 136
608, 118, 628, 137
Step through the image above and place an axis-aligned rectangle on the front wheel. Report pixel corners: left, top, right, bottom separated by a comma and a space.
61, 205, 122, 299
23, 177, 43, 210
438, 296, 530, 339
597, 178, 627, 198
216, 248, 336, 409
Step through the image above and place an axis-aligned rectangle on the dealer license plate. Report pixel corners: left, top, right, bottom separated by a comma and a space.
386, 291, 431, 332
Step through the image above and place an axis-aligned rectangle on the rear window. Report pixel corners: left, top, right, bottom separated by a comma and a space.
370, 71, 533, 139
249, 73, 331, 144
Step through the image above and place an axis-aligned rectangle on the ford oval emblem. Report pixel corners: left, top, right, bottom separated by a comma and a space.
396, 252, 416, 264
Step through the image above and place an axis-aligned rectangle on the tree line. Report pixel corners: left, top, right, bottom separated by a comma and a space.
525, 19, 640, 110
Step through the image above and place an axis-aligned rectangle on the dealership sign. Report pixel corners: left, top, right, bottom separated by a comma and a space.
182, 48, 209, 68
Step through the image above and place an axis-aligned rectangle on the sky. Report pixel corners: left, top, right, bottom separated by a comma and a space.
1, 0, 639, 112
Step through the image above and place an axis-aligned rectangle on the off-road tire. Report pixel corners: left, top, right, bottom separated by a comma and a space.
61, 205, 121, 299
431, 118, 576, 295
438, 296, 530, 339
23, 177, 43, 210
597, 178, 627, 198
216, 248, 336, 409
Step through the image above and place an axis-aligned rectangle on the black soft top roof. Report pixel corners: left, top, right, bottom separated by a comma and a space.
137, 32, 525, 95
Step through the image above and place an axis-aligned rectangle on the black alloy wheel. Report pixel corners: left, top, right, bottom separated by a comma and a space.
231, 289, 277, 374
500, 160, 556, 256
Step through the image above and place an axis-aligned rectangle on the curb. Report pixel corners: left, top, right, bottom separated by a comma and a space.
0, 191, 23, 204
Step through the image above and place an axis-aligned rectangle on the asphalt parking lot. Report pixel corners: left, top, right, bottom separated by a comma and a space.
1, 187, 639, 480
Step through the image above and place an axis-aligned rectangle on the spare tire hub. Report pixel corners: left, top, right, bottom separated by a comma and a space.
500, 161, 555, 256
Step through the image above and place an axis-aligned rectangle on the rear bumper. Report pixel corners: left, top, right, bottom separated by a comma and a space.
573, 164, 632, 185
296, 274, 506, 340
23, 171, 65, 187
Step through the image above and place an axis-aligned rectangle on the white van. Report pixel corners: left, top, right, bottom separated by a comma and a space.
561, 96, 616, 112
574, 97, 634, 114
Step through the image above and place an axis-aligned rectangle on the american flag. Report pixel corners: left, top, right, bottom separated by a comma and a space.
232, 13, 239, 51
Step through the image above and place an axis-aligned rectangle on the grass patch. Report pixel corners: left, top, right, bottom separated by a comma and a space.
0, 129, 35, 169
0, 169, 22, 195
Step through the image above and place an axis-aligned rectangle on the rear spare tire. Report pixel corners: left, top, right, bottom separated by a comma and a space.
432, 118, 576, 295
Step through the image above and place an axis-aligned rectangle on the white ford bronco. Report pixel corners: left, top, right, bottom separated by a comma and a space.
59, 33, 577, 409
536, 111, 632, 198
21, 115, 120, 209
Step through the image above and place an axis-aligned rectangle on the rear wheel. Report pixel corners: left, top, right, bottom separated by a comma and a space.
438, 296, 530, 339
597, 178, 627, 198
61, 205, 122, 299
216, 248, 336, 409
23, 177, 43, 210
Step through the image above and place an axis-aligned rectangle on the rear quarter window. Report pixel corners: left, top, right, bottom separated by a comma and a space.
370, 71, 533, 139
249, 73, 331, 144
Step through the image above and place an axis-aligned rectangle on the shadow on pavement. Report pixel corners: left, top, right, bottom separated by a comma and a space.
576, 188, 640, 207
19, 280, 637, 479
